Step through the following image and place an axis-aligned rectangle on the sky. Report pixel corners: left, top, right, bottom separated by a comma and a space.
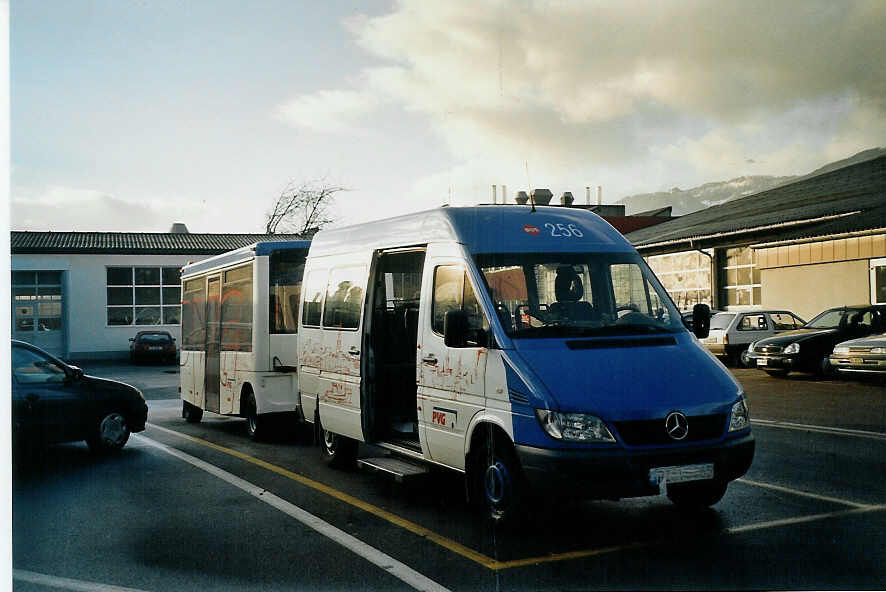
9, 0, 886, 233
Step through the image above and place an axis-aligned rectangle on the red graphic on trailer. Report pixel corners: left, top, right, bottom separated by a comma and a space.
523, 224, 540, 235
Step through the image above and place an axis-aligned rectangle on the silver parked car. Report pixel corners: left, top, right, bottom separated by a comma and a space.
829, 333, 886, 376
702, 310, 806, 366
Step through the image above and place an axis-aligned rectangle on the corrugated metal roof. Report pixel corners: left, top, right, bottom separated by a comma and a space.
626, 155, 886, 250
10, 232, 305, 255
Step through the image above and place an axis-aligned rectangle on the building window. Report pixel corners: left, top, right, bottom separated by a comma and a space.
718, 247, 761, 308
645, 251, 712, 311
107, 266, 181, 326
12, 271, 63, 333
872, 258, 886, 305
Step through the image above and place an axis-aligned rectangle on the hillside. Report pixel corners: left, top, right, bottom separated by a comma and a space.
617, 147, 886, 215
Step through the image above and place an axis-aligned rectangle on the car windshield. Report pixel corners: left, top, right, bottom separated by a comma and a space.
710, 313, 735, 330
804, 309, 849, 329
139, 333, 172, 343
476, 252, 683, 338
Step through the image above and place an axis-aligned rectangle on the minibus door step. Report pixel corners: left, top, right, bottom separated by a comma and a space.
357, 456, 430, 482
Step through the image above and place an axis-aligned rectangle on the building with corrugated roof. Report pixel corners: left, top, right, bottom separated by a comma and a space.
626, 155, 886, 320
11, 226, 302, 358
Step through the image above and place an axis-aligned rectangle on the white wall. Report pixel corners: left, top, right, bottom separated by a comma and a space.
13, 253, 212, 358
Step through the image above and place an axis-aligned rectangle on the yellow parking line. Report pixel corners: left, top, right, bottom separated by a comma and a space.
145, 422, 886, 571
146, 422, 500, 570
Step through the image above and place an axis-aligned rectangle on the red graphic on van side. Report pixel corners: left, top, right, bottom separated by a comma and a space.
523, 224, 540, 235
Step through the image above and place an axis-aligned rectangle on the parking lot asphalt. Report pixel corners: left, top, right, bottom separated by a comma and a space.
12, 360, 886, 590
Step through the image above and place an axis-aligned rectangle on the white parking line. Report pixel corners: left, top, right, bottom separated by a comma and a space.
751, 419, 886, 441
133, 434, 451, 592
738, 477, 875, 509
13, 569, 150, 591
726, 504, 886, 535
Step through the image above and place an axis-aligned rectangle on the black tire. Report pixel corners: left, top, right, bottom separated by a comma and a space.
86, 411, 131, 453
243, 391, 265, 441
319, 419, 357, 469
667, 479, 728, 509
765, 368, 789, 377
471, 433, 525, 525
739, 348, 751, 368
182, 401, 203, 424
819, 356, 835, 377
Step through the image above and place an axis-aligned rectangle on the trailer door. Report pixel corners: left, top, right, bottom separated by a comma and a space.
204, 276, 221, 413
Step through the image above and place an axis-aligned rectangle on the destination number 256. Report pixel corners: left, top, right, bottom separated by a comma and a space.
545, 223, 584, 237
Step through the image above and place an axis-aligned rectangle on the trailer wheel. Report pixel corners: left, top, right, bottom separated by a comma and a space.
182, 401, 203, 424
319, 419, 357, 469
243, 390, 266, 441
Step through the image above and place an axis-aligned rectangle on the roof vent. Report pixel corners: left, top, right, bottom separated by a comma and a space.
560, 191, 574, 206
515, 191, 530, 205
169, 223, 190, 234
531, 188, 553, 206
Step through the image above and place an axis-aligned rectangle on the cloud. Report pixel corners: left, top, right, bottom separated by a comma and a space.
10, 186, 208, 232
302, 0, 886, 200
275, 89, 379, 133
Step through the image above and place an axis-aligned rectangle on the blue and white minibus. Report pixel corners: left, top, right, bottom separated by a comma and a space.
298, 206, 754, 523
180, 240, 310, 439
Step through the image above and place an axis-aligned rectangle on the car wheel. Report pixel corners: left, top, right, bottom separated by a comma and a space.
765, 369, 789, 377
739, 348, 751, 367
819, 356, 835, 377
471, 433, 525, 525
243, 391, 266, 441
667, 479, 728, 509
86, 411, 131, 453
182, 401, 203, 424
319, 420, 357, 469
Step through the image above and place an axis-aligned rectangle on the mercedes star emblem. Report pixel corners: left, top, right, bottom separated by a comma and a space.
665, 411, 689, 441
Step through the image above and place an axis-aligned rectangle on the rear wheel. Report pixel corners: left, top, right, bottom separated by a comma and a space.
667, 479, 728, 509
182, 401, 203, 424
319, 419, 357, 469
86, 411, 130, 453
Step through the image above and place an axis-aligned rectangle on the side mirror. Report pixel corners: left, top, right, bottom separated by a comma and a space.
444, 309, 469, 348
693, 303, 711, 339
67, 365, 84, 381
129, 338, 135, 342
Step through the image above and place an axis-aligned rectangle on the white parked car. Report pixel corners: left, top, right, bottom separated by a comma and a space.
702, 310, 806, 366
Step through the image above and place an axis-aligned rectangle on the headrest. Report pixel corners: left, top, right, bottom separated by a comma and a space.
554, 265, 583, 302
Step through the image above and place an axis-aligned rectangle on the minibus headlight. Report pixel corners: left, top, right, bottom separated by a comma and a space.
729, 396, 750, 432
535, 409, 615, 443
783, 342, 800, 354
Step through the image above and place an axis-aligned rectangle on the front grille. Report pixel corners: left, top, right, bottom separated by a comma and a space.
612, 414, 727, 446
755, 344, 783, 353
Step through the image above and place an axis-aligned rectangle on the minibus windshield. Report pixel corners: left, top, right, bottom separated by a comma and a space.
476, 252, 684, 338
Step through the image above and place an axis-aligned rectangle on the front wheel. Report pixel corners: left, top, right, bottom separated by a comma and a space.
471, 436, 525, 525
667, 479, 728, 509
86, 411, 131, 453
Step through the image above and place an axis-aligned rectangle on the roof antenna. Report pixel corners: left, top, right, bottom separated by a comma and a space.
525, 160, 536, 213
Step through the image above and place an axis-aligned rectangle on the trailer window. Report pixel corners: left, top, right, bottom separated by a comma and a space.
220, 264, 253, 352
270, 251, 306, 334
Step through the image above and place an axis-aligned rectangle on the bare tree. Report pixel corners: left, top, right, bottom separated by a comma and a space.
264, 179, 346, 237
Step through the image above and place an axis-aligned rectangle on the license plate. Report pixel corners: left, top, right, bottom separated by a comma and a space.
756, 357, 768, 366
149, 346, 162, 351
851, 357, 863, 365
649, 463, 714, 488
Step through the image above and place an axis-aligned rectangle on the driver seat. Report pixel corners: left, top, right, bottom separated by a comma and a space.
548, 265, 596, 321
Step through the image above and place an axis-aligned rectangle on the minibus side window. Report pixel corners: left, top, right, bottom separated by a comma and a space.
181, 278, 205, 350
432, 265, 488, 345
301, 271, 325, 327
322, 266, 365, 330
220, 264, 253, 352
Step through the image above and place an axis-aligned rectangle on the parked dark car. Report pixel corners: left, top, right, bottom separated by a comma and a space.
747, 305, 886, 377
129, 330, 177, 364
829, 333, 886, 376
12, 340, 148, 453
